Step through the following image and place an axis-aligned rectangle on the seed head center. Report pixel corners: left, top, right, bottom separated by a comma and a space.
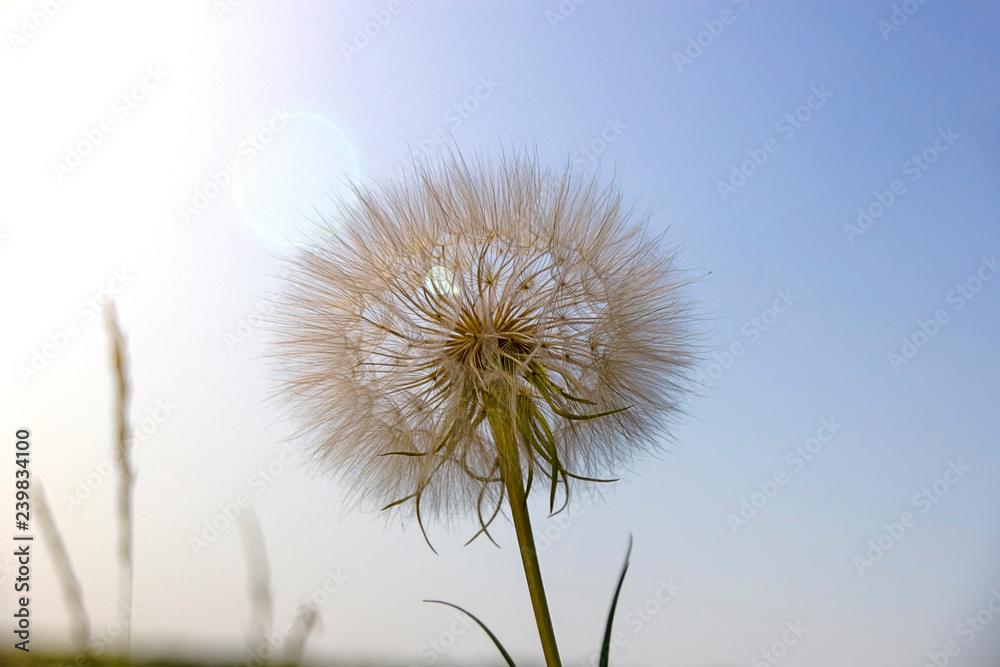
443, 302, 538, 374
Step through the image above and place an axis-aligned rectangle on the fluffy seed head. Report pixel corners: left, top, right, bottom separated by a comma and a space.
268, 149, 698, 537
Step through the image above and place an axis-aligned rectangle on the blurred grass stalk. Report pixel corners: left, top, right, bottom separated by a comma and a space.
238, 507, 320, 665
106, 304, 135, 659
284, 605, 319, 666
238, 507, 274, 661
22, 303, 320, 665
35, 483, 91, 652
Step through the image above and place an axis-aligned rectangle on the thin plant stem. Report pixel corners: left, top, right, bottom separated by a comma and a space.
284, 605, 319, 666
238, 507, 274, 660
34, 482, 91, 652
107, 304, 134, 659
486, 388, 562, 667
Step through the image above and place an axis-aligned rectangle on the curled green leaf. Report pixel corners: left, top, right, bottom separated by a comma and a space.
424, 600, 517, 667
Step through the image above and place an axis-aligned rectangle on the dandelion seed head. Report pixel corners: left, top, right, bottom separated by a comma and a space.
268, 148, 699, 533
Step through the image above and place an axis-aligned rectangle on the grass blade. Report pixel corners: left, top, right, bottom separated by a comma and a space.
599, 535, 633, 667
34, 482, 91, 651
238, 507, 274, 659
424, 600, 517, 667
284, 604, 320, 666
106, 303, 134, 658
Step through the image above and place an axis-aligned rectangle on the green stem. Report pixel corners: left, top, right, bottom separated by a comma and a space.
486, 389, 563, 667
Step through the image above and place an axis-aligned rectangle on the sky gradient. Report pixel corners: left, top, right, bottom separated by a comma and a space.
2, 2, 999, 666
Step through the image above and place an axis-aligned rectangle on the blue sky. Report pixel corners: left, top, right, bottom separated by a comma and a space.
2, 1, 999, 666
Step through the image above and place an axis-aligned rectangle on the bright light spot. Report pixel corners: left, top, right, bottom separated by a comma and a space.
426, 266, 460, 296
233, 111, 360, 248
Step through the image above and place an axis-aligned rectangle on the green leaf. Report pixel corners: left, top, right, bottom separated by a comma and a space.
424, 600, 517, 667
525, 359, 595, 405
529, 369, 632, 422
380, 493, 417, 511
459, 446, 502, 483
464, 463, 504, 548
600, 535, 633, 667
549, 469, 571, 516
551, 404, 632, 421
523, 405, 560, 512
560, 469, 619, 485
414, 488, 438, 555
